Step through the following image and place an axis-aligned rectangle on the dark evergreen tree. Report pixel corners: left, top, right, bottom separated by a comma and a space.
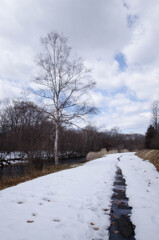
145, 125, 156, 149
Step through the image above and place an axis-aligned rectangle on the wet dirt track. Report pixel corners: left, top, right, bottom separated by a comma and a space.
109, 166, 136, 240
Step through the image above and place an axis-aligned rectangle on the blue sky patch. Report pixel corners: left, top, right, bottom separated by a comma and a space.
127, 15, 138, 28
115, 53, 127, 71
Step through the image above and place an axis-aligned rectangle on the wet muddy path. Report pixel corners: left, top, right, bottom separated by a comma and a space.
109, 166, 136, 240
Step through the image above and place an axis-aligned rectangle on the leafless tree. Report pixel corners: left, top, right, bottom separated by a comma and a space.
0, 100, 50, 158
33, 31, 96, 164
152, 100, 159, 131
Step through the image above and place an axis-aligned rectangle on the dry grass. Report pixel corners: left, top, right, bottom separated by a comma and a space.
107, 149, 118, 154
136, 149, 159, 172
86, 148, 107, 161
0, 163, 82, 190
86, 148, 129, 161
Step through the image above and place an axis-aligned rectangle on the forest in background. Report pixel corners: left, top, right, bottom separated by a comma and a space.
0, 99, 144, 163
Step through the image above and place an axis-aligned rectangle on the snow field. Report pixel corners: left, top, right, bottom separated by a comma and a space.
0, 155, 118, 240
1, 152, 159, 240
119, 153, 159, 240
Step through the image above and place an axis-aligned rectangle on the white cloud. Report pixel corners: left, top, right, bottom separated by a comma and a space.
0, 78, 22, 100
93, 109, 151, 134
0, 0, 158, 133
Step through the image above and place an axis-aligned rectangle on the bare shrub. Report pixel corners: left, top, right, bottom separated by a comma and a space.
86, 148, 130, 161
86, 148, 107, 161
107, 149, 118, 154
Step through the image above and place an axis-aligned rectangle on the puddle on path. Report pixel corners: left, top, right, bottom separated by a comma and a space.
109, 167, 136, 240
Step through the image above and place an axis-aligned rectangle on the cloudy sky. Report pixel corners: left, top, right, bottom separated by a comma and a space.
0, 0, 159, 134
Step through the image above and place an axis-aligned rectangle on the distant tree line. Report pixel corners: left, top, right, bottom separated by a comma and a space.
145, 100, 159, 149
0, 99, 144, 163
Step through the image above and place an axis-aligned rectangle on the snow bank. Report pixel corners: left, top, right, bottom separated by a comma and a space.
0, 155, 118, 240
119, 152, 159, 240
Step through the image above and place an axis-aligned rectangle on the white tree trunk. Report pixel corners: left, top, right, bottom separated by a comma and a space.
54, 124, 59, 165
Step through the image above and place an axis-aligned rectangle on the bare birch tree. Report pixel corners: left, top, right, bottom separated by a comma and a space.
33, 31, 96, 164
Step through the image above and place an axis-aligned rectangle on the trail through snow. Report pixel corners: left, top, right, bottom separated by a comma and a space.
0, 152, 159, 240
119, 153, 159, 240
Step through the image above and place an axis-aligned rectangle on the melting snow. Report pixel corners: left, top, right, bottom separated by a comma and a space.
119, 153, 159, 240
0, 155, 117, 240
0, 152, 159, 240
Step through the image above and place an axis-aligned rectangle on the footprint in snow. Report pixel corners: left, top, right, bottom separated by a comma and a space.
32, 212, 37, 217
42, 197, 51, 202
53, 219, 60, 222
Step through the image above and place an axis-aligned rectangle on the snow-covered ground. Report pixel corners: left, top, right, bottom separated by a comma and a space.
119, 153, 159, 240
0, 152, 159, 240
0, 152, 27, 160
0, 152, 27, 166
0, 154, 118, 240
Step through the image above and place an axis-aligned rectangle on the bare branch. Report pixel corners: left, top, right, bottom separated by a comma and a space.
32, 31, 97, 164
